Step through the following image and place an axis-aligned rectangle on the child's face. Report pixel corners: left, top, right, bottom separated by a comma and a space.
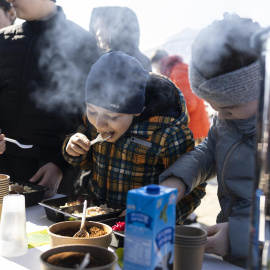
207, 99, 258, 120
86, 104, 140, 142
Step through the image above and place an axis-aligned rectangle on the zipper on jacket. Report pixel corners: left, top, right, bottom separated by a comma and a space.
220, 134, 251, 222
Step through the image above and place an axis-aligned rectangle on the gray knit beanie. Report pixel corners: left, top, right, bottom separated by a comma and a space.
189, 60, 261, 105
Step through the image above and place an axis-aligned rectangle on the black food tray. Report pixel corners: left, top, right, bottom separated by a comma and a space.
39, 196, 125, 223
101, 216, 125, 248
9, 182, 48, 208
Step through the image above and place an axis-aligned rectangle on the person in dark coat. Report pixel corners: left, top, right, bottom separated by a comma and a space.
89, 6, 152, 71
0, 0, 99, 198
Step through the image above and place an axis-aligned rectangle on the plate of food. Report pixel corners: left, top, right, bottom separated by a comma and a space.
9, 182, 49, 207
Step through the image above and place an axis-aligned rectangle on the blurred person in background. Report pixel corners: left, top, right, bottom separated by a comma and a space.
0, 0, 16, 28
89, 6, 152, 71
159, 14, 261, 268
151, 49, 210, 145
0, 0, 99, 197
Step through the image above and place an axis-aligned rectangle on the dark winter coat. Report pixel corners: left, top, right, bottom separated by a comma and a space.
0, 6, 99, 184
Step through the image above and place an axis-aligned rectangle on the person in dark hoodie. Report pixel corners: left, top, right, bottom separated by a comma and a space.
89, 6, 152, 71
0, 0, 99, 197
62, 51, 206, 224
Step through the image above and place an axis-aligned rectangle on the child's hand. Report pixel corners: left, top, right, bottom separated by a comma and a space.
205, 222, 229, 256
66, 133, 90, 157
0, 133, 6, 154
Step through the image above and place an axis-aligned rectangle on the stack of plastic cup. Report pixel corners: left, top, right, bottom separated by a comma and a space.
0, 174, 10, 221
0, 194, 28, 257
174, 225, 207, 270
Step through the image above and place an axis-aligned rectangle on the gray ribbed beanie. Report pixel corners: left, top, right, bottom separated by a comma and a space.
189, 60, 261, 105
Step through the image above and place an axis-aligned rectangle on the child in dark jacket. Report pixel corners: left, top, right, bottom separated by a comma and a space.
159, 14, 261, 268
62, 51, 206, 224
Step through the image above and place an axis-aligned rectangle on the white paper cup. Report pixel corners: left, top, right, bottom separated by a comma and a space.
0, 174, 10, 203
0, 204, 2, 222
0, 194, 28, 257
174, 225, 207, 270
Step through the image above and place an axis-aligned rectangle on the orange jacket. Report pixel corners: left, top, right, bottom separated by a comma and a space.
160, 56, 210, 139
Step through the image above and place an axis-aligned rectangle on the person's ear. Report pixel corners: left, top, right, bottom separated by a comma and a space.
8, 8, 16, 25
134, 113, 141, 117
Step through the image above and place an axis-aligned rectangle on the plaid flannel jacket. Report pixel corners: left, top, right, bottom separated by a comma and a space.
63, 88, 206, 224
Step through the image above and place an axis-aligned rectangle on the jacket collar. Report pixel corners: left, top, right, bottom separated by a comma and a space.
25, 6, 65, 31
225, 114, 256, 136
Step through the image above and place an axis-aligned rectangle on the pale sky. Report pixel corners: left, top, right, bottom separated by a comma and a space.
57, 0, 270, 51
14, 0, 270, 51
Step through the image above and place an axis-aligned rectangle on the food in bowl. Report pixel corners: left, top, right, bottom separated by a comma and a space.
55, 225, 107, 238
46, 251, 103, 268
48, 221, 113, 248
40, 245, 118, 270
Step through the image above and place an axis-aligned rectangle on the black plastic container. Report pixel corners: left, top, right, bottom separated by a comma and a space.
39, 196, 125, 223
101, 216, 125, 248
9, 182, 48, 207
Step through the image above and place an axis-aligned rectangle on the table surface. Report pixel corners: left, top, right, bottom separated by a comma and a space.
0, 194, 243, 270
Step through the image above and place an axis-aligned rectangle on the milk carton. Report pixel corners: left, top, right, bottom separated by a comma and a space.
123, 184, 177, 270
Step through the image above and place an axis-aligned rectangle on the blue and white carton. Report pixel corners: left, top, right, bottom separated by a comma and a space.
123, 184, 177, 270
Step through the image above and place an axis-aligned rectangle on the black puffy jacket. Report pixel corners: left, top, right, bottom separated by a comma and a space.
0, 6, 99, 171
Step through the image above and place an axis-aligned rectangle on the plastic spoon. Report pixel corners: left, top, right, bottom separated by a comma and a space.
90, 133, 112, 146
73, 200, 89, 238
5, 137, 33, 149
77, 253, 90, 269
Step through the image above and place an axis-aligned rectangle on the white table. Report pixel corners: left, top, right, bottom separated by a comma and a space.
0, 195, 243, 270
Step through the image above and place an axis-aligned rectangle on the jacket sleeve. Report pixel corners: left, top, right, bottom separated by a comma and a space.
160, 121, 207, 223
159, 124, 217, 194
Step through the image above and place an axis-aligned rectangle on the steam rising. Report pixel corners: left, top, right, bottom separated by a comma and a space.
191, 13, 261, 79
31, 13, 97, 116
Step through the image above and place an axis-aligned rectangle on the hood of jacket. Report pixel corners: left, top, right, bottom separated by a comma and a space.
89, 6, 140, 50
129, 73, 189, 138
160, 55, 184, 77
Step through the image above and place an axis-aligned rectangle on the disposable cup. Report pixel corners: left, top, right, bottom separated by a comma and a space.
0, 204, 2, 222
173, 225, 207, 270
0, 194, 28, 257
0, 174, 10, 203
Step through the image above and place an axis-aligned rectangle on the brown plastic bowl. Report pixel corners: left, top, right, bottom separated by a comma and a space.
40, 244, 118, 270
48, 221, 112, 248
